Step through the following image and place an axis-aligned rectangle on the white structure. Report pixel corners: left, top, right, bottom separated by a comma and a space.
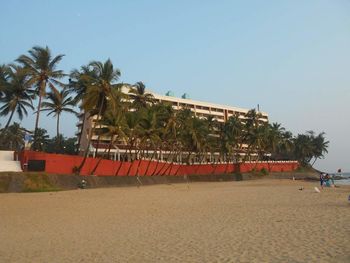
0, 151, 22, 172
76, 87, 269, 161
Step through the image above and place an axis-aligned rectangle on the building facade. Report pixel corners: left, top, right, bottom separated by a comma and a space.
76, 87, 269, 162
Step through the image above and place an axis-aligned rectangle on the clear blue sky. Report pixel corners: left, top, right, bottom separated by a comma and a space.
1, 0, 349, 172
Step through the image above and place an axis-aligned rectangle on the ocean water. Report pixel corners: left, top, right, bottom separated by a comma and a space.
335, 172, 350, 185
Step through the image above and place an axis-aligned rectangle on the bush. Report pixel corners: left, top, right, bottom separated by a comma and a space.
260, 168, 269, 176
234, 173, 243, 181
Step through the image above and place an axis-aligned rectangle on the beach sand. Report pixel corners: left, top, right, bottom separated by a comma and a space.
0, 179, 349, 263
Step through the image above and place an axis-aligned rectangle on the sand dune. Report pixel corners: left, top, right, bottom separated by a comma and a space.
0, 179, 349, 262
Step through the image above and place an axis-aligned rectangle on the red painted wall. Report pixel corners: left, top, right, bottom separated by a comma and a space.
20, 151, 299, 176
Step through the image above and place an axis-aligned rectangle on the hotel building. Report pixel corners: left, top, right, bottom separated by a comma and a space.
76, 86, 269, 162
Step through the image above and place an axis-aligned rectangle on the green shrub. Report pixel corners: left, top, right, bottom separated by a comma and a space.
260, 168, 269, 176
234, 173, 243, 181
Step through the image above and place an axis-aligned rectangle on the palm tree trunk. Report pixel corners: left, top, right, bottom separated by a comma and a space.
114, 160, 124, 176
211, 158, 218, 174
151, 148, 162, 176
144, 148, 157, 175
126, 160, 135, 176
94, 134, 101, 157
56, 113, 60, 153
76, 112, 86, 154
160, 148, 180, 176
90, 145, 109, 175
194, 153, 206, 174
107, 140, 113, 159
33, 93, 43, 150
77, 101, 104, 174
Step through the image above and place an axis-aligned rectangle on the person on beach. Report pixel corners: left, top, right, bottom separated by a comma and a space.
320, 173, 324, 189
324, 173, 331, 187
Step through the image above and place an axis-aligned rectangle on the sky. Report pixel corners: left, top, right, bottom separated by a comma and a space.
0, 0, 349, 172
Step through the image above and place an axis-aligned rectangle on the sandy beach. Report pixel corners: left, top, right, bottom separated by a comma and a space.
0, 179, 349, 263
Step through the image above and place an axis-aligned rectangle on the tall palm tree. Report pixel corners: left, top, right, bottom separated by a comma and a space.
223, 115, 243, 160
180, 115, 207, 164
266, 122, 285, 158
309, 131, 329, 166
128, 81, 155, 110
40, 89, 77, 152
90, 106, 127, 175
279, 131, 294, 158
77, 59, 121, 174
0, 65, 34, 135
148, 102, 178, 175
16, 46, 65, 150
123, 111, 143, 161
68, 65, 98, 153
138, 108, 162, 174
293, 133, 314, 166
243, 109, 263, 161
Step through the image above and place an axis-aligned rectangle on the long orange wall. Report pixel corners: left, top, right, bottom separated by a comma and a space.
19, 151, 299, 176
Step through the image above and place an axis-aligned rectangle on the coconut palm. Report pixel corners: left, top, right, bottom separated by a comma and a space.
128, 81, 155, 110
68, 65, 98, 153
40, 89, 77, 152
0, 64, 10, 99
266, 122, 285, 158
179, 113, 208, 164
90, 106, 127, 175
138, 108, 163, 174
308, 131, 329, 166
76, 59, 121, 174
275, 130, 294, 160
0, 122, 25, 150
16, 46, 65, 150
0, 65, 34, 136
151, 103, 180, 175
293, 133, 314, 166
123, 111, 143, 161
32, 128, 50, 152
243, 109, 263, 161
223, 115, 243, 161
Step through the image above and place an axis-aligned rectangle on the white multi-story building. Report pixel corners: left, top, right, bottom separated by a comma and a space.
76, 87, 268, 162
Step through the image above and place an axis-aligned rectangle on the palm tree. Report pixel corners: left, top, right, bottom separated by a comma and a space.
0, 122, 26, 150
90, 106, 127, 175
76, 59, 121, 174
32, 128, 50, 152
293, 133, 314, 166
68, 65, 98, 153
123, 111, 143, 161
138, 108, 162, 174
243, 109, 263, 161
275, 130, 294, 160
307, 131, 329, 166
16, 46, 65, 150
223, 115, 243, 160
179, 114, 207, 164
40, 89, 77, 152
0, 65, 34, 136
0, 64, 10, 99
266, 122, 285, 159
128, 81, 155, 110
150, 102, 178, 175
